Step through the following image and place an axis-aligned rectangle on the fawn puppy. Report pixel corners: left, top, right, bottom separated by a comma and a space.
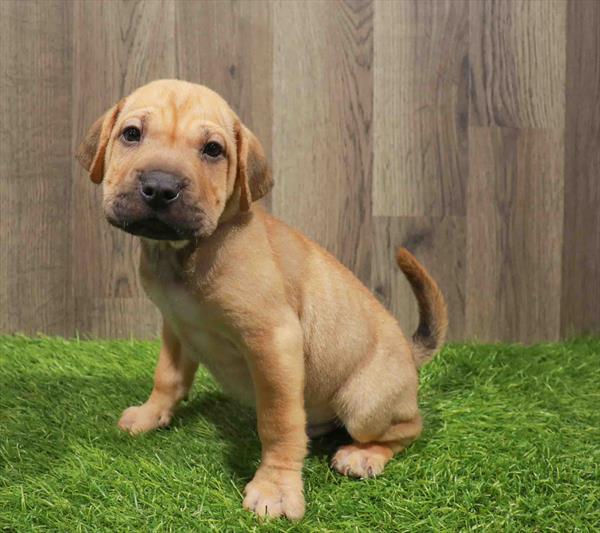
77, 79, 447, 520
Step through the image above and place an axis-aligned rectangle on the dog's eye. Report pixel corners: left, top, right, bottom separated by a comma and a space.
202, 141, 223, 158
121, 126, 141, 144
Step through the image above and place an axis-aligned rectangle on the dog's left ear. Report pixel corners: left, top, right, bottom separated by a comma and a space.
234, 120, 273, 211
76, 99, 125, 184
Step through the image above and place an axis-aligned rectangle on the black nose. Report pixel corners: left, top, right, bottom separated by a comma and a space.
139, 171, 182, 208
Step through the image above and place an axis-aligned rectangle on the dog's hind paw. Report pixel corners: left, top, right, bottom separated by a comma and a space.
331, 443, 393, 479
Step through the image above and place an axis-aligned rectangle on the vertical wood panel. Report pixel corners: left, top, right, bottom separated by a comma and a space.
466, 0, 567, 342
71, 0, 176, 338
1, 0, 599, 341
469, 0, 566, 128
175, 0, 273, 194
466, 128, 564, 342
373, 0, 468, 217
561, 0, 600, 336
0, 0, 73, 335
272, 0, 373, 282
371, 0, 468, 340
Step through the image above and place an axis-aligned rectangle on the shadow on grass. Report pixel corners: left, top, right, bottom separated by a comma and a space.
177, 388, 449, 478
0, 374, 146, 479
177, 391, 259, 480
0, 368, 351, 485
1, 356, 463, 486
176, 392, 357, 480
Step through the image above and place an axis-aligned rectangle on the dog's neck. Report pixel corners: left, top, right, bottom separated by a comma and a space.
140, 238, 193, 283
140, 239, 189, 253
139, 208, 255, 289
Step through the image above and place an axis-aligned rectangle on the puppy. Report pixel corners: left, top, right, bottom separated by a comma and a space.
76, 79, 447, 520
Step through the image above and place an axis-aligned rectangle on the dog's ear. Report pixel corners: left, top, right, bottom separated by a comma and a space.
76, 99, 124, 184
234, 120, 273, 211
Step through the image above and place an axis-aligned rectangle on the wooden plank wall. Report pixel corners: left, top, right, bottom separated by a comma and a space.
1, 0, 598, 343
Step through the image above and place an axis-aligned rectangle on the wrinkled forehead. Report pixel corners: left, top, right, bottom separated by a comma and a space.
120, 81, 235, 135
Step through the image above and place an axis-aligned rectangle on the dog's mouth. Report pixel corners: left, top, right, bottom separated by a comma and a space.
126, 218, 189, 240
104, 193, 218, 241
108, 215, 196, 241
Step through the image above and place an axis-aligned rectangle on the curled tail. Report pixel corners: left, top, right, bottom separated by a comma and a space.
395, 247, 448, 368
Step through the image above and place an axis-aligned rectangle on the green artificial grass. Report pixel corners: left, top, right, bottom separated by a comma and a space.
0, 336, 599, 532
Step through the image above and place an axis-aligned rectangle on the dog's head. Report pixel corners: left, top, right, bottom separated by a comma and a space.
76, 79, 272, 241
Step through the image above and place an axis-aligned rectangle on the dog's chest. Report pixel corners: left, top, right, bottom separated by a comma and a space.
140, 244, 255, 404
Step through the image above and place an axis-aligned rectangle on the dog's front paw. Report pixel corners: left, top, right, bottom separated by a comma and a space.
243, 467, 305, 520
118, 403, 172, 434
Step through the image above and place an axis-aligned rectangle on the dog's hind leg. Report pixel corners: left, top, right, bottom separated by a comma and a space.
330, 336, 422, 478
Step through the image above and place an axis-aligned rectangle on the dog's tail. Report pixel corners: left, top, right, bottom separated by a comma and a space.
396, 248, 448, 368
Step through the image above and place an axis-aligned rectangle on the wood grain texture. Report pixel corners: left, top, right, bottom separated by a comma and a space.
560, 0, 600, 336
466, 128, 564, 342
467, 0, 567, 342
371, 0, 468, 342
175, 0, 272, 161
373, 0, 468, 217
470, 0, 567, 128
372, 216, 466, 341
0, 0, 73, 335
71, 0, 176, 338
272, 0, 373, 282
1, 0, 599, 341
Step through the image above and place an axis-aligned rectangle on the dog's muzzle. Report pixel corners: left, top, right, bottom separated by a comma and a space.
105, 170, 198, 240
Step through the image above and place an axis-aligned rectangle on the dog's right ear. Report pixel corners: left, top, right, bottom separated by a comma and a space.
76, 99, 124, 183
234, 119, 273, 211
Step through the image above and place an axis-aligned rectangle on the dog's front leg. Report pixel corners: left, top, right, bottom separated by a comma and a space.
242, 319, 308, 520
119, 322, 198, 435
